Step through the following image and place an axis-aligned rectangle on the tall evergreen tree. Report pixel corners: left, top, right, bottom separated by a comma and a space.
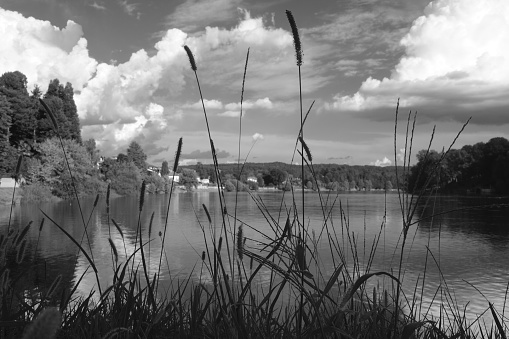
161, 161, 169, 176
62, 82, 81, 142
0, 95, 17, 176
0, 71, 37, 147
37, 79, 81, 142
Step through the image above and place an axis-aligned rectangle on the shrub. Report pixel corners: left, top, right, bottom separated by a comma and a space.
20, 182, 60, 203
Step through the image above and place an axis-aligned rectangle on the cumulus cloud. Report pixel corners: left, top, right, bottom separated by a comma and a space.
325, 0, 509, 123
0, 8, 97, 91
0, 7, 326, 157
370, 157, 392, 167
252, 133, 264, 141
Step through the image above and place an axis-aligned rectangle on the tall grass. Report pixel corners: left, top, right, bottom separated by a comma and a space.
0, 10, 508, 339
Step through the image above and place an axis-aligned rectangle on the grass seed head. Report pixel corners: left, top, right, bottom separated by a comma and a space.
111, 219, 124, 239
299, 136, 312, 162
285, 10, 303, 66
148, 211, 155, 237
106, 183, 111, 214
296, 243, 306, 271
139, 180, 146, 212
108, 238, 118, 263
184, 45, 197, 71
173, 137, 183, 173
237, 224, 244, 261
16, 239, 27, 264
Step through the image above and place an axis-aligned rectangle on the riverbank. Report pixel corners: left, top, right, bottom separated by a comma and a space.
0, 187, 22, 206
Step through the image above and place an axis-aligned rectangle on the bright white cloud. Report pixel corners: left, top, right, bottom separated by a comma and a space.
224, 97, 273, 110
184, 99, 223, 110
0, 8, 97, 91
252, 133, 264, 141
326, 0, 509, 121
371, 156, 392, 167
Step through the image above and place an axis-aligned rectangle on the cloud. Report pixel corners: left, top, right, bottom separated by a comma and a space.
224, 97, 273, 110
370, 156, 392, 167
219, 97, 273, 117
252, 133, 264, 141
89, 1, 106, 10
0, 8, 97, 91
118, 0, 140, 19
324, 0, 509, 123
166, 0, 243, 32
218, 111, 241, 118
181, 149, 231, 159
184, 99, 223, 110
0, 7, 330, 157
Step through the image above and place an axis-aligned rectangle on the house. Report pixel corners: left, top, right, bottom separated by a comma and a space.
247, 176, 257, 183
0, 176, 24, 188
199, 177, 210, 185
147, 165, 161, 176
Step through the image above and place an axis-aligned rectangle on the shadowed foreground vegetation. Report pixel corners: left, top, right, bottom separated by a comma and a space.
1, 10, 509, 339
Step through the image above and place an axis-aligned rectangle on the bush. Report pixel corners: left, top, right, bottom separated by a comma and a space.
20, 182, 60, 203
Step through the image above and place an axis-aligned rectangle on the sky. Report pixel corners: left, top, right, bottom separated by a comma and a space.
0, 0, 508, 167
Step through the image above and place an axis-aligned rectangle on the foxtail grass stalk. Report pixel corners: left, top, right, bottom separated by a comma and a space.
184, 45, 234, 298
156, 137, 182, 294
286, 9, 306, 334
233, 48, 250, 293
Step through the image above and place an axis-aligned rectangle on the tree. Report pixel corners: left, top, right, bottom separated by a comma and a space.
127, 141, 147, 170
0, 95, 17, 176
62, 82, 81, 142
106, 161, 143, 195
0, 71, 37, 147
37, 79, 81, 142
161, 161, 170, 176
117, 153, 128, 162
84, 138, 100, 164
180, 168, 198, 190
24, 137, 104, 199
36, 95, 67, 141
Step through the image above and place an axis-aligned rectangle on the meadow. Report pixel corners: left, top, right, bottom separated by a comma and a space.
1, 11, 508, 339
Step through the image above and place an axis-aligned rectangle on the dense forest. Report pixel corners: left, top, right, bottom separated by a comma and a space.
1, 70, 508, 200
408, 137, 509, 194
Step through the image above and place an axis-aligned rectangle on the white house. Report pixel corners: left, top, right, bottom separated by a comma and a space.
199, 177, 210, 185
247, 176, 257, 183
0, 176, 24, 188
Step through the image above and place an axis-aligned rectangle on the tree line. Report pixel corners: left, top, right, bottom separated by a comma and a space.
408, 137, 509, 194
186, 162, 401, 192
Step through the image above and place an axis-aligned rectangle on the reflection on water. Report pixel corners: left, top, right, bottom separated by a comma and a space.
1, 192, 508, 321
